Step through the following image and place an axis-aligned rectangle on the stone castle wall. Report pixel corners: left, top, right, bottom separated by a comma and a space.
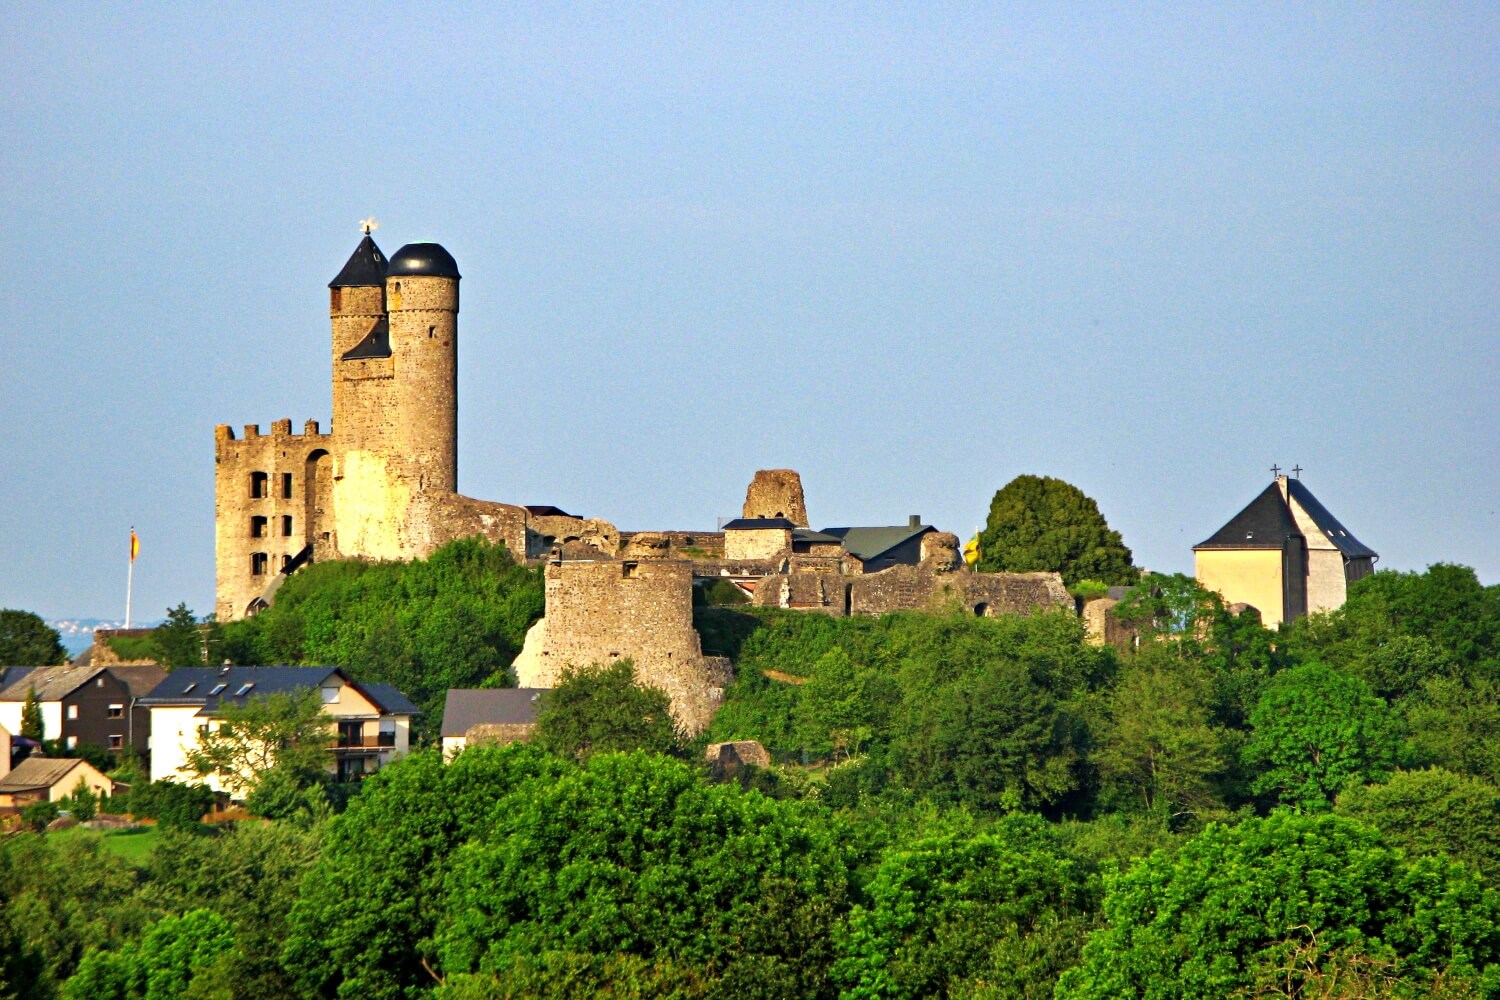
724, 527, 792, 561
214, 420, 335, 621
511, 558, 732, 734
742, 469, 808, 526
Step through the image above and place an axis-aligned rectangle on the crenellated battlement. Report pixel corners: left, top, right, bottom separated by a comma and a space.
216, 420, 333, 455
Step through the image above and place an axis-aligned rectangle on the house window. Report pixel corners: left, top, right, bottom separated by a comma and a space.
251, 516, 268, 538
250, 472, 269, 498
107, 704, 124, 719
281, 515, 293, 536
66, 736, 77, 749
108, 735, 123, 750
281, 473, 293, 499
321, 686, 339, 704
236, 683, 255, 697
67, 705, 78, 720
251, 552, 269, 576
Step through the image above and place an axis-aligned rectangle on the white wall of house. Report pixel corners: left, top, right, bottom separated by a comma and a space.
149, 705, 213, 787
0, 701, 63, 742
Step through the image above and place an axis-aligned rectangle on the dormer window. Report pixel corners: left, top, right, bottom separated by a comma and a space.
235, 683, 255, 697
210, 683, 227, 696
182, 682, 197, 694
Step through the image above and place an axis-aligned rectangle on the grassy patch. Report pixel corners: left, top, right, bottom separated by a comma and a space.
48, 824, 161, 863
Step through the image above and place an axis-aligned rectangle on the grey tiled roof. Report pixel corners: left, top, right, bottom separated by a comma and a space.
819, 524, 933, 563
0, 756, 89, 793
441, 688, 547, 737
1286, 479, 1377, 559
360, 683, 421, 716
0, 664, 100, 702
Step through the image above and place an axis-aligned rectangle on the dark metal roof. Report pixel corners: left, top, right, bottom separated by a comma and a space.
792, 527, 843, 545
819, 524, 934, 563
387, 243, 460, 280
106, 665, 168, 699
340, 319, 391, 360
525, 505, 576, 517
1286, 479, 1377, 559
1194, 483, 1302, 550
722, 518, 797, 530
328, 235, 388, 288
441, 688, 547, 737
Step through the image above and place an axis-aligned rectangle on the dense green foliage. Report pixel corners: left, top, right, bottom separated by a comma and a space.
220, 538, 543, 737
182, 690, 331, 805
148, 603, 208, 669
0, 608, 66, 665
534, 660, 680, 760
1056, 812, 1500, 998
5, 558, 1499, 999
20, 686, 45, 740
975, 475, 1140, 587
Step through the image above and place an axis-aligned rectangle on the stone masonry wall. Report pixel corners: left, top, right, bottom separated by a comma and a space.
724, 527, 792, 562
742, 469, 808, 526
215, 420, 335, 621
511, 558, 732, 734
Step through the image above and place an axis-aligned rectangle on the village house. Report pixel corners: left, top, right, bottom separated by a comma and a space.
0, 756, 113, 812
0, 663, 165, 759
440, 688, 546, 758
139, 666, 417, 795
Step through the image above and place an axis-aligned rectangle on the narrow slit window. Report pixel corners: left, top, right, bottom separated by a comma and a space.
251, 515, 268, 538
251, 552, 269, 576
250, 472, 269, 499
281, 473, 293, 499
281, 515, 293, 536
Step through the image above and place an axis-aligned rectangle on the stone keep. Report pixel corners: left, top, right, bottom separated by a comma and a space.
215, 236, 532, 621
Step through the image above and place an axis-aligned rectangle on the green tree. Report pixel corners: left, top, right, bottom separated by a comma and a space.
61, 777, 98, 822
1093, 660, 1227, 819
150, 603, 205, 669
64, 909, 235, 1000
832, 815, 1099, 1000
182, 690, 330, 801
284, 746, 569, 1000
975, 475, 1139, 587
434, 752, 849, 996
1337, 768, 1500, 881
128, 780, 215, 830
1055, 812, 1500, 999
534, 660, 680, 761
0, 609, 66, 665
142, 821, 320, 999
1244, 664, 1403, 811
1403, 676, 1500, 785
793, 646, 898, 761
20, 687, 44, 740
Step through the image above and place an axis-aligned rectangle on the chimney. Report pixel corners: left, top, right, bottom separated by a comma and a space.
909, 514, 922, 529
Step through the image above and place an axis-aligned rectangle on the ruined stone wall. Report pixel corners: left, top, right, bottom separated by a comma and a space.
742, 469, 808, 526
619, 530, 725, 560
753, 572, 848, 614
511, 559, 732, 733
1081, 597, 1138, 650
215, 420, 335, 621
848, 564, 1070, 617
419, 494, 530, 561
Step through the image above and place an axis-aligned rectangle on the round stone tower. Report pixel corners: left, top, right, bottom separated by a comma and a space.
386, 243, 460, 494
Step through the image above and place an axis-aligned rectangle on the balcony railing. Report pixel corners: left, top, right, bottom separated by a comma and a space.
332, 732, 397, 750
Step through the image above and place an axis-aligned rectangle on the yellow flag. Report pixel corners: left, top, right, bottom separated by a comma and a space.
130, 529, 139, 562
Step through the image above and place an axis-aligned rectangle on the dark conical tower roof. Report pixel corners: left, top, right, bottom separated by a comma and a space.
329, 235, 389, 288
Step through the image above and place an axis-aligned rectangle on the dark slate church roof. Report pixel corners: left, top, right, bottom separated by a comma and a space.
387, 243, 461, 279
1195, 479, 1377, 559
1194, 483, 1301, 550
329, 235, 389, 288
1286, 479, 1378, 558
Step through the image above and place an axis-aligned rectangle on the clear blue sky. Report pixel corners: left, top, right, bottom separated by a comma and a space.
1, 4, 1496, 621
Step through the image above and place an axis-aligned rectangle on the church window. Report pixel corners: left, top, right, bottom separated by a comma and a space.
251, 516, 268, 538
251, 552, 268, 576
281, 515, 293, 536
281, 473, 293, 499
250, 472, 268, 498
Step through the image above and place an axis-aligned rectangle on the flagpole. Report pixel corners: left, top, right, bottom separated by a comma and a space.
125, 527, 135, 629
